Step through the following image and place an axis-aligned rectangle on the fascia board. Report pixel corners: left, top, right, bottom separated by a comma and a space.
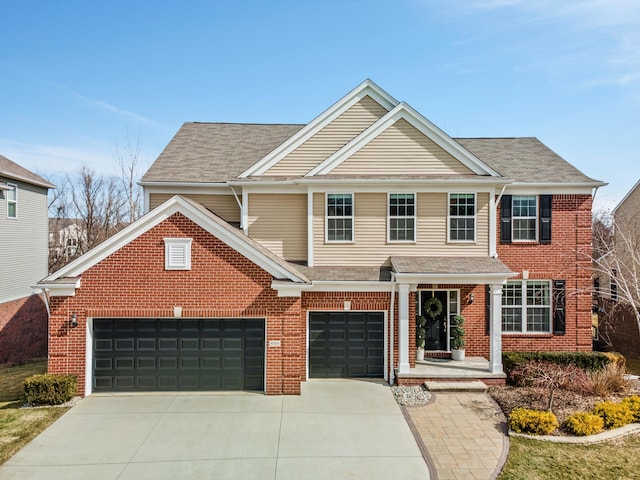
507, 182, 608, 195
298, 178, 513, 187
307, 103, 500, 177
32, 278, 81, 297
393, 272, 516, 285
238, 79, 399, 178
139, 181, 229, 187
307, 281, 393, 292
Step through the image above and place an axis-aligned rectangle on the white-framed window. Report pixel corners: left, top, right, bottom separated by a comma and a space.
326, 193, 353, 242
512, 195, 537, 241
6, 183, 17, 219
164, 238, 192, 270
448, 193, 475, 242
501, 280, 552, 333
388, 193, 415, 242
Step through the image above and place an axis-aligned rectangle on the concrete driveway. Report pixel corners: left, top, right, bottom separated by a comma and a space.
0, 380, 429, 480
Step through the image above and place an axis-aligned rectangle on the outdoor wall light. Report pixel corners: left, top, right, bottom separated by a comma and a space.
70, 313, 78, 328
468, 293, 475, 305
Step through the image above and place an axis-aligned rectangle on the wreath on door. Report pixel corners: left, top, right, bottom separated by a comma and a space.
424, 296, 443, 320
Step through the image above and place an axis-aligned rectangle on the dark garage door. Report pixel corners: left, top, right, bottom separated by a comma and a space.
309, 312, 384, 378
93, 318, 264, 392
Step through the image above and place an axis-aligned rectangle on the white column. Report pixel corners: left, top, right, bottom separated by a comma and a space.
398, 283, 410, 374
490, 284, 504, 374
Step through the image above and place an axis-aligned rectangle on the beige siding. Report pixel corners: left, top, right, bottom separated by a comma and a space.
312, 192, 488, 266
149, 193, 240, 223
248, 194, 307, 262
264, 96, 389, 176
0, 178, 49, 301
330, 119, 474, 175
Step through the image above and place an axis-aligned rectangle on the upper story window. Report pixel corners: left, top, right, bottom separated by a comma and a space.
389, 193, 415, 242
326, 193, 353, 242
448, 193, 475, 242
6, 183, 17, 219
502, 280, 552, 333
164, 238, 192, 270
512, 196, 537, 241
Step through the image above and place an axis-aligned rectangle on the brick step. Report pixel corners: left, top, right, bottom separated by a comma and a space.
424, 380, 488, 392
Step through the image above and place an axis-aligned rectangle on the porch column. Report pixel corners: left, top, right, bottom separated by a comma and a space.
398, 283, 410, 374
490, 283, 504, 374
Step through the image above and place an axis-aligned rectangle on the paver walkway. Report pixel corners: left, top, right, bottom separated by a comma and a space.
404, 392, 508, 480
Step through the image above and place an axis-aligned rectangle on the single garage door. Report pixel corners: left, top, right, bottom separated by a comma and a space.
93, 318, 264, 392
308, 312, 384, 378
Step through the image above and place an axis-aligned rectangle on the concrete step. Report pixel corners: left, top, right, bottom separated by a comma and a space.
424, 380, 488, 392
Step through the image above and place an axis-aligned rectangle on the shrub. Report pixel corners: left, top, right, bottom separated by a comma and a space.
593, 401, 634, 429
503, 351, 611, 382
23, 374, 77, 405
563, 412, 605, 436
508, 407, 558, 435
621, 395, 640, 422
588, 362, 631, 396
603, 352, 626, 370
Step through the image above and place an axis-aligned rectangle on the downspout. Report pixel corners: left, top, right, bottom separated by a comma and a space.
495, 184, 508, 208
389, 277, 396, 385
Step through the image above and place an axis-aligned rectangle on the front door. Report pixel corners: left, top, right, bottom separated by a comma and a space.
421, 291, 448, 350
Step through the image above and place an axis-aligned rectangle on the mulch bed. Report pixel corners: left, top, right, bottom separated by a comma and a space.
489, 380, 640, 435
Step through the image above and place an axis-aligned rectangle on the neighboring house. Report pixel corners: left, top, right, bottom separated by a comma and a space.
0, 154, 55, 364
36, 80, 604, 396
595, 180, 640, 356
48, 217, 87, 270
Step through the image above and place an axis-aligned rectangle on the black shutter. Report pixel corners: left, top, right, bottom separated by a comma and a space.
540, 195, 552, 244
485, 284, 491, 335
500, 195, 512, 244
553, 280, 566, 335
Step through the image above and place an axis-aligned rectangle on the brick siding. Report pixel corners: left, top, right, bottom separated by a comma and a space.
0, 294, 48, 365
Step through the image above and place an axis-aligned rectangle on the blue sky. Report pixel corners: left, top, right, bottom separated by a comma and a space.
1, 0, 638, 210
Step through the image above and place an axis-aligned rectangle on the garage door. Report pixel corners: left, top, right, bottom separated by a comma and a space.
93, 318, 264, 392
308, 312, 384, 378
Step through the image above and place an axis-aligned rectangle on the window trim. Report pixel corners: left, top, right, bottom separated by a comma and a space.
512, 195, 538, 242
164, 238, 192, 270
6, 183, 17, 219
501, 279, 553, 334
387, 192, 416, 243
325, 192, 354, 243
447, 192, 476, 243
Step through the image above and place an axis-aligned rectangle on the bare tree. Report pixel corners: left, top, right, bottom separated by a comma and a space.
115, 131, 144, 223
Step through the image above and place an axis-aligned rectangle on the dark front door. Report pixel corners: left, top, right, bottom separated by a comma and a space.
421, 291, 448, 350
308, 312, 384, 378
93, 318, 265, 392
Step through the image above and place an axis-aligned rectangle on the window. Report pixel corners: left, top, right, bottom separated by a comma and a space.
164, 238, 192, 270
611, 269, 618, 301
448, 193, 475, 241
389, 193, 415, 242
501, 280, 552, 333
6, 184, 16, 218
512, 196, 537, 241
326, 193, 353, 242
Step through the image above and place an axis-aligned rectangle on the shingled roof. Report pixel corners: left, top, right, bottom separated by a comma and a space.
141, 123, 600, 185
0, 154, 55, 189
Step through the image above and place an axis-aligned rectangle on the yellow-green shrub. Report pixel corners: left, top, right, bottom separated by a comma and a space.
593, 401, 634, 429
621, 395, 640, 422
508, 408, 558, 435
24, 374, 77, 405
563, 412, 605, 436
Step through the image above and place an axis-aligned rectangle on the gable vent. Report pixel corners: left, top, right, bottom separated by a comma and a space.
164, 238, 192, 270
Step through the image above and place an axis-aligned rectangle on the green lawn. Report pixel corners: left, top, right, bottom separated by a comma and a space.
0, 360, 70, 464
499, 435, 640, 479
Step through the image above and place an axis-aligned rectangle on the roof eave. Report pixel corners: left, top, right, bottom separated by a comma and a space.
0, 171, 56, 189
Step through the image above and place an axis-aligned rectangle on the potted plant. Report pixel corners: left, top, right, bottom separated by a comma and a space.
450, 314, 466, 361
416, 315, 427, 361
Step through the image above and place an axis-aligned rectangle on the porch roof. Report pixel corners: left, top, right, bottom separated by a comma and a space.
390, 256, 516, 285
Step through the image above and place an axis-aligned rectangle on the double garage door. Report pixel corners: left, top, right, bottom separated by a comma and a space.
308, 312, 384, 378
93, 318, 264, 392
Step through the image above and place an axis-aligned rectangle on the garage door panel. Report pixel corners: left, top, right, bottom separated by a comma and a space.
93, 318, 264, 392
309, 312, 384, 379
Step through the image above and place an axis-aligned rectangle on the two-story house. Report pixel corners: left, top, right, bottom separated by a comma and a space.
36, 81, 603, 395
0, 154, 55, 364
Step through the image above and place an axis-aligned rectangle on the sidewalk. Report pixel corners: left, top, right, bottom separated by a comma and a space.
404, 392, 508, 480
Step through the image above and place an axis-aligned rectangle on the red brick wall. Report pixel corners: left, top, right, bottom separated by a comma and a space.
48, 213, 304, 396
497, 194, 593, 353
0, 294, 48, 365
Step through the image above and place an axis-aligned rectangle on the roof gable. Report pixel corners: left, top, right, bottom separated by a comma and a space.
239, 79, 398, 178
0, 154, 55, 189
42, 196, 308, 284
306, 103, 500, 177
